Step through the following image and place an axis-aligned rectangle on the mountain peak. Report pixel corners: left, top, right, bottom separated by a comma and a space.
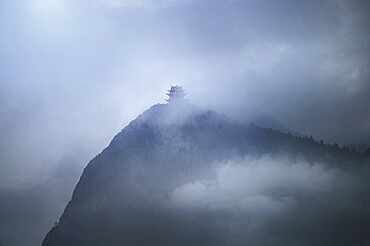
165, 85, 187, 104
42, 99, 370, 246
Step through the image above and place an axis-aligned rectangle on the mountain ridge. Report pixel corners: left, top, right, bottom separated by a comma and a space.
43, 102, 370, 246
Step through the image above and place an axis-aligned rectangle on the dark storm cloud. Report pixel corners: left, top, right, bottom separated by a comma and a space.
0, 0, 370, 245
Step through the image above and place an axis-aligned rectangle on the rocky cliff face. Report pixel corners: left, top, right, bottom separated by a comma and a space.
42, 103, 370, 246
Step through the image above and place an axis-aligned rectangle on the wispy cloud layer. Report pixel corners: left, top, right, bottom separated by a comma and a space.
169, 155, 370, 245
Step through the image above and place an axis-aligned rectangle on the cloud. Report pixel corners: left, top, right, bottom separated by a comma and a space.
171, 156, 346, 209
168, 155, 370, 245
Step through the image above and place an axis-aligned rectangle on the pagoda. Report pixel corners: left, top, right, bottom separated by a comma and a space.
166, 85, 186, 103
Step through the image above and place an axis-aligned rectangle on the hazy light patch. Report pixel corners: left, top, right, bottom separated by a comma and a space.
94, 0, 191, 10
35, 0, 66, 13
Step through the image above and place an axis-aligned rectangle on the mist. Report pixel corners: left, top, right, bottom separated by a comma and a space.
1, 0, 370, 245
167, 154, 370, 245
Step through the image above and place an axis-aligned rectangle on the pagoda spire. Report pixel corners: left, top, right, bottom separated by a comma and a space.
166, 85, 186, 103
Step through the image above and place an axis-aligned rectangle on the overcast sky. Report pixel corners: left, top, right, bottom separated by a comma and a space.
0, 0, 370, 245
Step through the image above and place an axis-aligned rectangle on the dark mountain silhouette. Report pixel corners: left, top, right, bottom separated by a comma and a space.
42, 102, 370, 246
252, 114, 303, 137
